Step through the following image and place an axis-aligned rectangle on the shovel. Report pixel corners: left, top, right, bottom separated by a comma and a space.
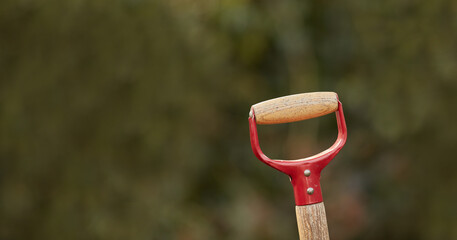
248, 92, 347, 240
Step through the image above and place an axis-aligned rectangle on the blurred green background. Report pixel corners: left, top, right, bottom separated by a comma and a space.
1, 0, 457, 239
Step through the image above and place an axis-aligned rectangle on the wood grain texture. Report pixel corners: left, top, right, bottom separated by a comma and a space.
252, 92, 338, 125
296, 203, 330, 240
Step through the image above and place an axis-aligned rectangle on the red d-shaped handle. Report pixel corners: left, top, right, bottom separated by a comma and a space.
249, 95, 347, 206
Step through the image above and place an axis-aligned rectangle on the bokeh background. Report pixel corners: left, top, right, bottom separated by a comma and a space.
1, 0, 457, 239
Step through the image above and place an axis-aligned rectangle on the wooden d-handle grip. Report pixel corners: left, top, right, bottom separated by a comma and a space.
251, 92, 338, 124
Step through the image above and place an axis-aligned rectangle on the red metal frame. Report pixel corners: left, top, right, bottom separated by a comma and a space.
249, 101, 347, 206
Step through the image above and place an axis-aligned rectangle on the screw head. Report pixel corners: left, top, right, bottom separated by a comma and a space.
304, 169, 311, 177
307, 188, 314, 195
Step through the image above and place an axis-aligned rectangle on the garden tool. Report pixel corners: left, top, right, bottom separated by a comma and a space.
248, 92, 347, 240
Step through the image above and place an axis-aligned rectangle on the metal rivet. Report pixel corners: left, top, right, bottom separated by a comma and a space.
304, 169, 311, 177
307, 188, 314, 195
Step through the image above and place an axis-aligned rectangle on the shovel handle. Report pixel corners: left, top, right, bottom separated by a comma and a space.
296, 203, 330, 240
251, 92, 338, 124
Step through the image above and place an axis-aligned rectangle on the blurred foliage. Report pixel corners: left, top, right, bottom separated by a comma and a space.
1, 0, 457, 239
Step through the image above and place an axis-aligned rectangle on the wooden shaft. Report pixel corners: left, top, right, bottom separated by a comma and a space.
295, 203, 330, 240
252, 92, 338, 125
